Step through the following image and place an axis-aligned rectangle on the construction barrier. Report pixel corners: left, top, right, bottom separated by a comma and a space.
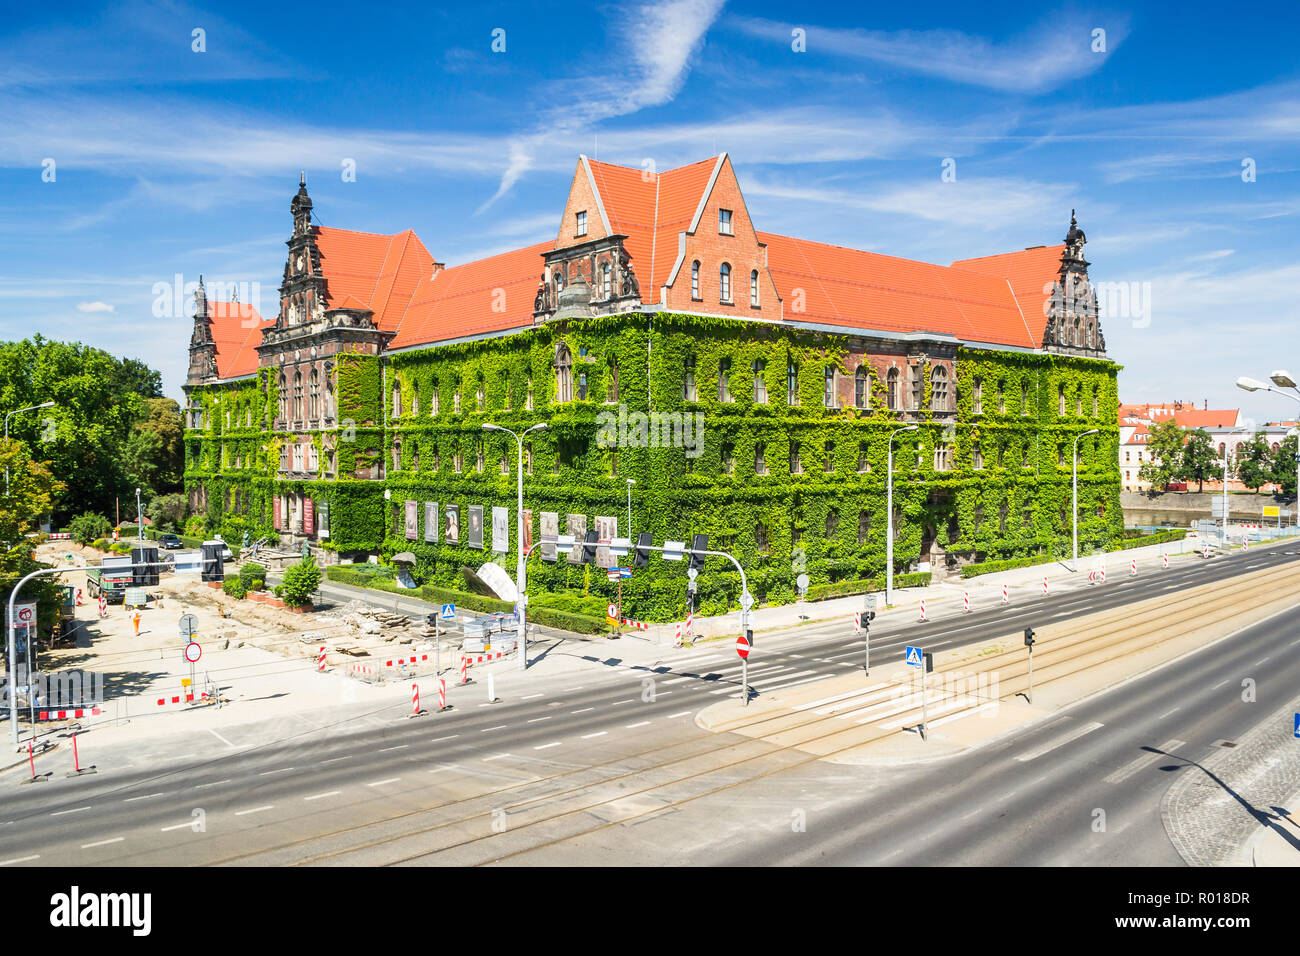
317, 646, 327, 672
1130, 557, 1137, 576
154, 692, 211, 708
37, 706, 102, 721
458, 657, 471, 686
963, 591, 970, 613
349, 663, 383, 683
1162, 551, 1168, 570
1042, 575, 1048, 597
411, 683, 421, 717
1001, 584, 1009, 604
48, 532, 71, 540
853, 611, 862, 633
621, 617, 651, 631
673, 622, 683, 646
918, 598, 927, 622
438, 678, 448, 711
462, 650, 508, 665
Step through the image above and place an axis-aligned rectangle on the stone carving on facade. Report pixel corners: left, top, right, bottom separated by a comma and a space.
1042, 210, 1106, 357
619, 248, 640, 298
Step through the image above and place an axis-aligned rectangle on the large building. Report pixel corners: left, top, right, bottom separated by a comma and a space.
183, 154, 1123, 619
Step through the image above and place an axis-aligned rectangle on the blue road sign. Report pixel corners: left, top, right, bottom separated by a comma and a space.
905, 645, 923, 667
1294, 713, 1300, 739
441, 603, 456, 621
616, 567, 633, 579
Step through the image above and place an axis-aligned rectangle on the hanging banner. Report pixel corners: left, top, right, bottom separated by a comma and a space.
566, 514, 586, 565
492, 506, 509, 554
405, 500, 418, 540
424, 501, 438, 543
595, 516, 617, 569
304, 497, 315, 536
273, 496, 282, 531
540, 512, 558, 562
468, 505, 484, 549
523, 509, 533, 556
445, 505, 460, 544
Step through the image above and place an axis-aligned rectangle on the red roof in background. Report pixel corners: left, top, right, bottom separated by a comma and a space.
584, 157, 718, 293
313, 226, 434, 333
208, 301, 271, 379
950, 244, 1065, 343
758, 232, 1046, 348
1118, 402, 1241, 429
389, 241, 553, 349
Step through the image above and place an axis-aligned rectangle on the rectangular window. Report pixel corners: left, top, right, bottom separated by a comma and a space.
718, 208, 733, 235
973, 444, 984, 469
575, 211, 587, 237
790, 441, 803, 474
722, 442, 735, 475
910, 364, 923, 410
753, 361, 767, 403
684, 356, 697, 401
718, 357, 732, 402
824, 367, 837, 408
787, 360, 799, 406
973, 378, 983, 415
755, 443, 767, 475
824, 441, 835, 473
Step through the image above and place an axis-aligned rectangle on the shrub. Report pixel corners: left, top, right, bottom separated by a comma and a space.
527, 606, 609, 634
277, 555, 322, 607
222, 577, 247, 599
184, 514, 208, 539
68, 512, 111, 546
89, 538, 108, 550
805, 572, 930, 602
239, 562, 267, 591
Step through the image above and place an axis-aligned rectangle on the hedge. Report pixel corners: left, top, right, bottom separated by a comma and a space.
961, 528, 1191, 578
1109, 528, 1188, 551
805, 571, 931, 601
527, 606, 609, 634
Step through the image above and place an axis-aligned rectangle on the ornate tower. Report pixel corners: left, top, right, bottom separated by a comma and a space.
186, 275, 217, 383
1043, 210, 1106, 356
277, 174, 328, 330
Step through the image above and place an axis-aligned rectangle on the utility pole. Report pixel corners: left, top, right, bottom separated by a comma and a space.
885, 424, 918, 606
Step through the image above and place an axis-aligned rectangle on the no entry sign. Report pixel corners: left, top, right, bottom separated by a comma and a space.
736, 635, 751, 659
184, 641, 202, 663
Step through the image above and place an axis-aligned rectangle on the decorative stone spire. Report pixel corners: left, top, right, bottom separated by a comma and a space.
291, 173, 313, 238
186, 274, 217, 383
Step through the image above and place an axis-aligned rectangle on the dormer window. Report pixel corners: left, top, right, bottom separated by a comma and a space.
575, 211, 587, 237
719, 209, 733, 235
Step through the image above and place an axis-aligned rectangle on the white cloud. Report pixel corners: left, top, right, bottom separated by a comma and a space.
730, 16, 1127, 94
75, 301, 115, 313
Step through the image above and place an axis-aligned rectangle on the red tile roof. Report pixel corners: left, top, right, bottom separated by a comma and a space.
313, 226, 434, 333
758, 232, 1046, 348
207, 300, 271, 379
389, 241, 553, 350
949, 244, 1065, 344
1118, 402, 1241, 429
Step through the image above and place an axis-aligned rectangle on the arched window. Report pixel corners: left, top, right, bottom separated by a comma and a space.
412, 444, 420, 471
277, 374, 287, 422
855, 367, 870, 409
392, 437, 401, 472
886, 367, 900, 411
719, 262, 732, 303
308, 368, 320, 419
718, 357, 732, 402
555, 344, 572, 403
292, 371, 303, 420
411, 389, 419, 417
824, 366, 837, 408
931, 365, 949, 411
430, 376, 440, 415
750, 270, 759, 307
755, 521, 769, 553
691, 261, 700, 299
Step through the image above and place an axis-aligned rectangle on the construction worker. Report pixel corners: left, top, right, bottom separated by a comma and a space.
131, 609, 141, 636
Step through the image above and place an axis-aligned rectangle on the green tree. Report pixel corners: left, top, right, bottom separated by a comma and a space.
276, 555, 321, 607
147, 493, 187, 533
126, 398, 184, 497
1235, 431, 1273, 492
1268, 433, 1298, 497
1180, 428, 1219, 493
0, 438, 67, 633
67, 511, 111, 545
1138, 419, 1187, 492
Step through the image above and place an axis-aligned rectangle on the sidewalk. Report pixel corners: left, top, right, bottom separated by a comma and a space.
1249, 787, 1300, 866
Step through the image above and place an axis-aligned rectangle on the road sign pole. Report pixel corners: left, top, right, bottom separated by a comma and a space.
1027, 644, 1034, 705
616, 577, 622, 638
742, 657, 748, 708
863, 616, 870, 673
435, 615, 441, 676
919, 665, 928, 741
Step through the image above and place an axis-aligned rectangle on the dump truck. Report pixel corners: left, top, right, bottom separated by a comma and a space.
85, 555, 133, 604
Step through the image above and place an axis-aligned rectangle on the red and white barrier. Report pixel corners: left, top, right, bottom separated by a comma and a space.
462, 650, 507, 665
673, 622, 683, 646
1001, 584, 1009, 604
621, 617, 651, 631
37, 706, 102, 721
382, 652, 438, 669
918, 598, 927, 622
458, 657, 471, 685
1042, 575, 1048, 597
75, 588, 83, 606
963, 591, 970, 613
48, 532, 70, 540
685, 610, 693, 639
411, 683, 421, 716
154, 692, 210, 708
438, 678, 448, 711
317, 645, 326, 672
853, 611, 861, 633
1162, 551, 1168, 569
1130, 557, 1137, 577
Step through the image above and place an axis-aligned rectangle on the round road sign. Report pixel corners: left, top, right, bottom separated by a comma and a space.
14, 604, 36, 625
607, 603, 618, 619
736, 635, 751, 660
184, 641, 202, 663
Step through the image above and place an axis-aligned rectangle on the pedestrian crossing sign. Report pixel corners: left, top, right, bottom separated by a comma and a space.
441, 604, 456, 620
905, 645, 922, 667
1294, 713, 1299, 739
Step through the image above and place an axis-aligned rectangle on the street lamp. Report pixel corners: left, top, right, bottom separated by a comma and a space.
625, 478, 635, 539
3, 401, 55, 496
1072, 429, 1100, 570
483, 421, 547, 670
885, 424, 918, 606
136, 487, 144, 546
1237, 372, 1300, 526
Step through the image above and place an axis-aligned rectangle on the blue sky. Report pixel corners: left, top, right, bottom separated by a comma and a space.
2, 0, 1298, 424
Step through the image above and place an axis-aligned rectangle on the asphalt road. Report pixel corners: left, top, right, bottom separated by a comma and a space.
1, 543, 1296, 866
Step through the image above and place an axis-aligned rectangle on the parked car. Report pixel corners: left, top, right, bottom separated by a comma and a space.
159, 533, 182, 549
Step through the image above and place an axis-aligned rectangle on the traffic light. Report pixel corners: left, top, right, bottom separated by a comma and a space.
1024, 626, 1036, 648
923, 652, 933, 673
744, 628, 754, 645
633, 532, 652, 568
580, 529, 598, 564
426, 613, 439, 628
865, 610, 876, 623
688, 533, 708, 573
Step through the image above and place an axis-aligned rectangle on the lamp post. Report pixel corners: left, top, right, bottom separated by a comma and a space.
1072, 429, 1099, 570
4, 401, 55, 496
483, 421, 547, 671
136, 486, 144, 546
885, 424, 918, 607
625, 478, 635, 540
1238, 373, 1300, 523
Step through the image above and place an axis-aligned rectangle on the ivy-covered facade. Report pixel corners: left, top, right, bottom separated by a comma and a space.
183, 156, 1122, 620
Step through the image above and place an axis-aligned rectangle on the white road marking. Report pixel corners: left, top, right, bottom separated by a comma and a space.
581, 731, 607, 739
482, 754, 512, 762
667, 710, 693, 718
429, 736, 458, 743
320, 755, 352, 764
1254, 656, 1270, 665
160, 821, 197, 832
367, 778, 401, 787
124, 793, 165, 803
481, 725, 507, 732
304, 791, 340, 801
1, 853, 40, 864
51, 806, 92, 816
208, 728, 235, 747
234, 805, 274, 816
259, 767, 294, 776
534, 742, 562, 750
378, 745, 408, 752
625, 721, 650, 729
1158, 707, 1182, 720
1212, 680, 1229, 689
797, 684, 890, 712
1014, 722, 1104, 762
521, 693, 544, 700
80, 838, 123, 850
194, 779, 231, 789
570, 707, 594, 714
610, 699, 635, 705
1103, 739, 1186, 785
526, 716, 552, 723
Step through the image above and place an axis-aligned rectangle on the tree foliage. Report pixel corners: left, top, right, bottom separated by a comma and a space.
0, 438, 67, 631
1268, 434, 1298, 497
1180, 428, 1218, 493
67, 511, 111, 545
1234, 432, 1273, 492
1137, 418, 1187, 492
276, 555, 321, 607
